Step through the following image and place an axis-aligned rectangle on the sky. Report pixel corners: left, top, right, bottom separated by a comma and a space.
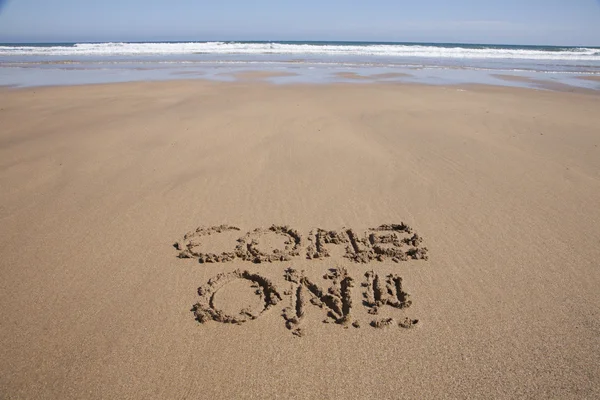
0, 0, 599, 45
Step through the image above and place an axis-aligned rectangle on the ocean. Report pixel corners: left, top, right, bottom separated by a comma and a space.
1, 41, 599, 88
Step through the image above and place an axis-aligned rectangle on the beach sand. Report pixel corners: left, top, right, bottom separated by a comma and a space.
492, 74, 599, 95
1, 80, 599, 399
226, 70, 299, 81
336, 71, 412, 80
578, 75, 600, 82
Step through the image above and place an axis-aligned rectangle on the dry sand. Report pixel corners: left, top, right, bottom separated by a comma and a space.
1, 80, 599, 399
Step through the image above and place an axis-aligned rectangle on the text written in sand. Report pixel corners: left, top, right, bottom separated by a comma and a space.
175, 223, 429, 336
174, 224, 428, 264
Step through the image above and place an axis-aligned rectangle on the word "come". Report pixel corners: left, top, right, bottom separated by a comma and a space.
175, 223, 429, 264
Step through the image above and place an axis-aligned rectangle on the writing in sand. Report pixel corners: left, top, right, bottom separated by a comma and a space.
174, 223, 429, 337
174, 224, 429, 264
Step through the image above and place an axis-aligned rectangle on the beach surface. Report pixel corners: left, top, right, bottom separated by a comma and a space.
1, 80, 599, 399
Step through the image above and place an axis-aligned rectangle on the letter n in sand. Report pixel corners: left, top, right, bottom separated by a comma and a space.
282, 268, 355, 336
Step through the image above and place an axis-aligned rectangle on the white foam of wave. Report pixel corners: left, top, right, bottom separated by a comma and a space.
1, 42, 600, 61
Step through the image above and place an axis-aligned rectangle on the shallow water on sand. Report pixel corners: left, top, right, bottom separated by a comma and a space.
1, 42, 599, 91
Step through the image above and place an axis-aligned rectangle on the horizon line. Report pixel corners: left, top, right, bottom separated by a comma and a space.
1, 39, 599, 48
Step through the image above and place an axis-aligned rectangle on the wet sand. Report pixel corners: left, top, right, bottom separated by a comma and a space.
578, 75, 600, 82
226, 70, 299, 81
336, 71, 412, 80
492, 74, 599, 95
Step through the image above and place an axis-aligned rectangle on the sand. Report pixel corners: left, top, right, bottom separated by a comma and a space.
578, 75, 600, 82
225, 70, 299, 81
492, 74, 599, 95
336, 71, 412, 80
0, 80, 599, 399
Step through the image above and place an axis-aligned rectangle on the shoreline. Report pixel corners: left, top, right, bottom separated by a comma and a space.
2, 55, 600, 92
1, 74, 599, 97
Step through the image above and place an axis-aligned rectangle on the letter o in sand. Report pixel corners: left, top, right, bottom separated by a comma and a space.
235, 225, 302, 263
192, 270, 282, 325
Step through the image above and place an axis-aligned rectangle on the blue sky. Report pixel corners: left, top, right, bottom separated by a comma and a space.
0, 0, 599, 45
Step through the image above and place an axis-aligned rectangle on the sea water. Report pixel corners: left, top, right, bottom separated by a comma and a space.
1, 41, 599, 89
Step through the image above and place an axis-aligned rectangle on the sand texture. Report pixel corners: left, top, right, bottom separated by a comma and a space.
336, 71, 412, 80
227, 70, 299, 81
578, 75, 600, 82
1, 81, 599, 399
492, 74, 599, 94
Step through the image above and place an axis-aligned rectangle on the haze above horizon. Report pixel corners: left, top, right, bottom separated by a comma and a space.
0, 0, 599, 46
